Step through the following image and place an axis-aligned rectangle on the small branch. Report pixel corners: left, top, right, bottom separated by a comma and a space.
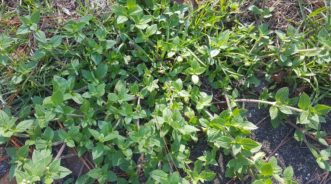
225, 94, 232, 111
162, 137, 178, 173
55, 144, 66, 160
10, 137, 22, 148
56, 121, 93, 170
186, 48, 206, 66
214, 99, 303, 113
320, 172, 329, 184
72, 148, 92, 170
14, 133, 30, 138
78, 164, 85, 178
204, 110, 214, 119
67, 113, 84, 118
83, 154, 95, 169
256, 116, 269, 126
137, 98, 141, 129
60, 153, 76, 160
285, 121, 318, 142
295, 47, 321, 54
266, 129, 293, 161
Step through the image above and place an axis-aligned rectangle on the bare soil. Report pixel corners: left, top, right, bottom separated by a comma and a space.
248, 104, 330, 184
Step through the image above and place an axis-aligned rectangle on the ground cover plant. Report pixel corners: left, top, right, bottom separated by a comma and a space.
0, 0, 330, 183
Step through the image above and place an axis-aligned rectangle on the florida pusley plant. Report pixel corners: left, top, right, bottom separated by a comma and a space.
0, 0, 330, 183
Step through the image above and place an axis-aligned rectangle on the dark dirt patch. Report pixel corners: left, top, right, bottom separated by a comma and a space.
247, 104, 330, 184
190, 137, 230, 184
190, 100, 331, 184
262, 0, 301, 29
263, 0, 325, 29
53, 0, 79, 16
240, 0, 326, 30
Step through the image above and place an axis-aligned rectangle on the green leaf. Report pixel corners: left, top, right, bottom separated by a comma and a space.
199, 171, 216, 181
179, 125, 199, 135
191, 75, 199, 84
279, 106, 293, 115
0, 110, 17, 137
248, 5, 262, 15
320, 149, 331, 160
298, 111, 310, 124
150, 169, 168, 182
50, 36, 62, 47
275, 87, 289, 104
238, 138, 261, 152
88, 168, 108, 183
313, 104, 331, 116
16, 26, 30, 35
117, 16, 128, 24
115, 80, 126, 93
238, 121, 258, 130
168, 172, 181, 183
213, 136, 232, 149
293, 130, 304, 142
196, 92, 212, 110
95, 63, 108, 80
88, 83, 105, 97
173, 79, 183, 91
127, 0, 136, 10
298, 93, 311, 110
0, 34, 14, 50
31, 10, 41, 24
271, 117, 282, 128
16, 120, 34, 132
210, 49, 220, 58
0, 110, 12, 124
105, 40, 116, 49
31, 149, 53, 177
89, 128, 101, 139
318, 28, 331, 50
53, 75, 69, 92
55, 166, 71, 179
91, 53, 102, 65
51, 90, 64, 105
284, 166, 294, 183
253, 179, 272, 184
136, 23, 148, 30
145, 24, 157, 37
232, 144, 241, 156
92, 144, 104, 160
269, 106, 278, 120
35, 30, 47, 43
260, 163, 273, 176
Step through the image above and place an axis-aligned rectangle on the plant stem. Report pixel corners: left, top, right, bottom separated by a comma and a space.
214, 99, 303, 113
204, 109, 214, 119
225, 94, 232, 111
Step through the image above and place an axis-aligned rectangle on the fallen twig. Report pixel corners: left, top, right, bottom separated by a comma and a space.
266, 129, 293, 161
214, 99, 303, 113
256, 116, 269, 126
55, 144, 66, 160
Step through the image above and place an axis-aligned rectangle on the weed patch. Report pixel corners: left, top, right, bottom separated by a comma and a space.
0, 0, 330, 183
